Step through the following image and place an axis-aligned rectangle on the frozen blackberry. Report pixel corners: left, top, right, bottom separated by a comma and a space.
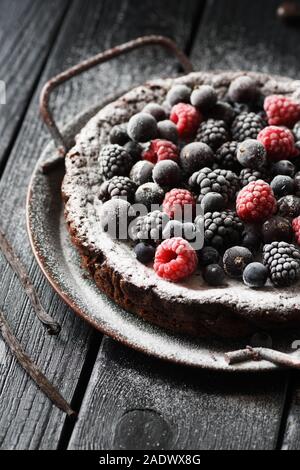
228, 76, 259, 103
237, 139, 267, 169
270, 175, 295, 198
189, 167, 240, 204
152, 160, 181, 187
200, 192, 225, 213
109, 124, 129, 145
239, 168, 268, 187
99, 144, 133, 180
166, 84, 191, 105
243, 262, 268, 288
134, 242, 156, 264
198, 246, 220, 266
127, 112, 158, 142
215, 141, 241, 172
180, 142, 214, 176
99, 176, 137, 203
201, 210, 244, 250
133, 210, 169, 244
195, 119, 229, 151
263, 241, 300, 286
206, 101, 235, 124
134, 182, 165, 211
277, 195, 300, 218
203, 264, 225, 286
124, 141, 142, 161
130, 160, 154, 186
157, 120, 178, 143
190, 85, 217, 111
272, 160, 295, 177
143, 103, 166, 121
262, 216, 292, 243
231, 112, 266, 142
223, 246, 253, 278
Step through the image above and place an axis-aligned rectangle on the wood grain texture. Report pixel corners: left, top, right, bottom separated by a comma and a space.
281, 373, 300, 450
0, 0, 69, 170
191, 0, 300, 77
69, 338, 286, 450
0, 0, 200, 449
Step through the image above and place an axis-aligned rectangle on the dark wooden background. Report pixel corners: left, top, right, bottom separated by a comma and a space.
0, 0, 299, 450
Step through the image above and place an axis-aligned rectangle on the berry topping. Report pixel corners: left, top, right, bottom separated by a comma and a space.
203, 264, 225, 286
190, 85, 217, 111
270, 175, 295, 198
272, 160, 296, 177
223, 246, 253, 278
239, 167, 269, 187
109, 124, 129, 145
206, 101, 235, 124
142, 139, 178, 164
154, 237, 198, 281
292, 215, 300, 245
189, 167, 239, 204
99, 176, 137, 203
133, 210, 169, 245
162, 220, 202, 246
200, 192, 225, 213
162, 188, 196, 219
257, 125, 298, 161
236, 180, 277, 222
231, 112, 266, 142
237, 139, 267, 169
243, 262, 268, 288
127, 112, 158, 142
157, 120, 178, 143
124, 141, 143, 161
241, 225, 262, 251
215, 141, 240, 172
166, 84, 191, 106
228, 76, 259, 103
264, 94, 300, 127
143, 103, 166, 121
134, 242, 156, 264
100, 199, 133, 239
99, 144, 133, 180
277, 195, 300, 218
262, 216, 293, 243
134, 182, 165, 211
180, 142, 214, 176
198, 246, 220, 266
170, 103, 201, 139
263, 241, 300, 286
195, 119, 229, 150
130, 160, 154, 186
152, 160, 181, 187
201, 210, 244, 250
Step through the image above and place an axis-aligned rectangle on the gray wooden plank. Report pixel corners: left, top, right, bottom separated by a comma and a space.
0, 0, 200, 450
0, 0, 70, 171
69, 338, 286, 450
281, 374, 300, 450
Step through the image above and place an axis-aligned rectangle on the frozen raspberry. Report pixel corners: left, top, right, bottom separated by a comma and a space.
292, 216, 300, 245
264, 95, 300, 127
142, 139, 179, 164
162, 188, 196, 219
154, 237, 198, 281
170, 103, 201, 139
236, 180, 277, 222
257, 126, 298, 161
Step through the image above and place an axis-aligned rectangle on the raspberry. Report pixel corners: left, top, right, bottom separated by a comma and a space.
170, 103, 201, 139
264, 95, 300, 127
236, 180, 277, 222
162, 188, 196, 219
142, 139, 179, 164
257, 126, 298, 161
154, 237, 198, 281
292, 216, 300, 245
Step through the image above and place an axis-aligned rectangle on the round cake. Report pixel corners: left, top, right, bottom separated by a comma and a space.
62, 71, 300, 338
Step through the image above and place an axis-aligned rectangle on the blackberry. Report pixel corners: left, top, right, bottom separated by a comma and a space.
99, 144, 133, 180
99, 176, 137, 203
162, 220, 201, 246
132, 210, 169, 244
215, 141, 241, 172
201, 210, 244, 250
109, 124, 129, 145
239, 168, 268, 187
195, 119, 229, 151
189, 167, 240, 204
263, 241, 300, 286
231, 112, 265, 142
223, 246, 253, 278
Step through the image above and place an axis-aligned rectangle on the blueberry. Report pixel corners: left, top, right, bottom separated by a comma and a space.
127, 112, 158, 142
228, 76, 259, 103
206, 101, 235, 124
130, 160, 154, 185
198, 246, 220, 266
157, 120, 178, 143
277, 195, 300, 218
124, 141, 142, 161
200, 192, 225, 213
223, 246, 253, 278
134, 182, 164, 211
272, 160, 295, 177
190, 85, 217, 111
152, 160, 181, 187
241, 225, 261, 251
270, 175, 295, 197
180, 142, 214, 176
166, 84, 191, 106
243, 262, 268, 288
109, 124, 130, 145
143, 103, 166, 121
203, 264, 225, 286
262, 216, 292, 243
237, 139, 266, 169
134, 242, 156, 264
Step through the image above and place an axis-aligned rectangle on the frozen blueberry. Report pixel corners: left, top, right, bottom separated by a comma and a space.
190, 85, 217, 111
143, 103, 166, 121
152, 160, 181, 187
198, 246, 220, 266
157, 120, 178, 143
200, 192, 225, 213
127, 112, 158, 142
243, 262, 268, 288
124, 141, 143, 161
180, 142, 214, 176
109, 124, 130, 145
134, 242, 156, 264
277, 195, 300, 218
203, 264, 226, 286
166, 84, 191, 106
206, 101, 236, 124
134, 182, 164, 211
241, 225, 261, 251
262, 216, 292, 243
270, 175, 295, 198
130, 160, 154, 185
223, 246, 253, 278
272, 160, 295, 177
228, 76, 259, 103
237, 139, 266, 169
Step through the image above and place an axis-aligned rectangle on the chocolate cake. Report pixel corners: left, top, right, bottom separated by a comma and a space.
62, 71, 300, 338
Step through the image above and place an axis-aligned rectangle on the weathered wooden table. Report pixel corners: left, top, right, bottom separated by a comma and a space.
0, 0, 299, 450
